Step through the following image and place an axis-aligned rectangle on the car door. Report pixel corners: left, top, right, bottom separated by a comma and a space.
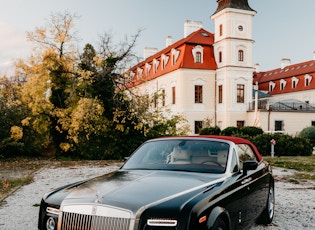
236, 144, 269, 226
219, 148, 250, 229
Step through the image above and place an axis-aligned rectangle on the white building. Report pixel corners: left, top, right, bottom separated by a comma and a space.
126, 0, 315, 136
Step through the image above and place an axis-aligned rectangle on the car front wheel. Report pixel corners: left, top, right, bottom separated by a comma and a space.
211, 217, 228, 230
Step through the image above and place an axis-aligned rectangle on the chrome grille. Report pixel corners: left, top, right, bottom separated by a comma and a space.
60, 211, 131, 230
58, 204, 133, 230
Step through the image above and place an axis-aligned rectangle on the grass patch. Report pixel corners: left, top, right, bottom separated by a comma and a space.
264, 156, 315, 173
0, 176, 34, 200
264, 156, 315, 182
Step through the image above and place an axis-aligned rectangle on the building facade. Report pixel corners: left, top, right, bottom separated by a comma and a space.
126, 0, 315, 135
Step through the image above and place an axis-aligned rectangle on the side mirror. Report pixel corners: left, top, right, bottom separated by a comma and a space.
243, 160, 258, 175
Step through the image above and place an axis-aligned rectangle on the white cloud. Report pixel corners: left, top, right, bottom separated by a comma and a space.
0, 21, 31, 75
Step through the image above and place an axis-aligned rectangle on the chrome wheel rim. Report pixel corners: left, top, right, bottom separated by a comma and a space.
268, 186, 275, 219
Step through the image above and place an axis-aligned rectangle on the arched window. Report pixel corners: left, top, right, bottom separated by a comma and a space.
238, 50, 244, 62
219, 51, 222, 63
192, 45, 203, 63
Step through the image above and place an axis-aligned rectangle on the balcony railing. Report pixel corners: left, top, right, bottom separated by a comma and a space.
248, 101, 315, 112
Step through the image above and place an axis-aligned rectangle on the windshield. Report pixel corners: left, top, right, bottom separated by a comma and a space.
122, 139, 230, 173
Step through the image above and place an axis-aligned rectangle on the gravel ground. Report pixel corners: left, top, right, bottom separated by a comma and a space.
0, 165, 314, 230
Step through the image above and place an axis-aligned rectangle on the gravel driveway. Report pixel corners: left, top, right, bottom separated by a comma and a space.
0, 164, 314, 229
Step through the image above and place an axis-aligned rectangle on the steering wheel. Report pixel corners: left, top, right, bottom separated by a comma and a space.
201, 161, 222, 166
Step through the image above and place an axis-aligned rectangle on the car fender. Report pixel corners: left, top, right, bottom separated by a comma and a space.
207, 206, 231, 229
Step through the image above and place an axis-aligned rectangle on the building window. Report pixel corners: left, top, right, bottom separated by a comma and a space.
269, 81, 275, 92
237, 84, 245, 103
312, 121, 315, 126
305, 74, 312, 86
153, 59, 160, 73
195, 85, 203, 103
171, 48, 180, 65
192, 45, 203, 63
172, 87, 176, 104
219, 24, 223, 36
280, 79, 287, 90
275, 120, 283, 131
292, 77, 298, 88
238, 50, 244, 62
219, 51, 222, 63
237, 121, 245, 128
196, 52, 202, 63
218, 85, 223, 103
162, 89, 165, 106
195, 121, 203, 134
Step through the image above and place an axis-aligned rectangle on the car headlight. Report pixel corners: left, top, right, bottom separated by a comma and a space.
46, 217, 56, 230
147, 218, 177, 227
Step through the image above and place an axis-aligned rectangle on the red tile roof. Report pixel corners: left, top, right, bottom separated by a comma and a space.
129, 28, 217, 86
254, 60, 315, 95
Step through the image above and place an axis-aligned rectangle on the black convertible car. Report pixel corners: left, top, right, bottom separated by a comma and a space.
38, 136, 274, 230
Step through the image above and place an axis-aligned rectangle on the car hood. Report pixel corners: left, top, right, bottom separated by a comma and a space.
60, 170, 224, 213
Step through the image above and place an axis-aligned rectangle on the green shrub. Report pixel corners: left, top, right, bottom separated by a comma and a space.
199, 126, 221, 135
240, 126, 263, 136
299, 126, 315, 146
221, 126, 241, 136
249, 134, 313, 157
299, 126, 315, 139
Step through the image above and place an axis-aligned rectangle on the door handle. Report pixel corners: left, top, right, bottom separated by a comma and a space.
241, 177, 252, 185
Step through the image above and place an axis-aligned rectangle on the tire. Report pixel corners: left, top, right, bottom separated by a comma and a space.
257, 184, 275, 225
211, 217, 228, 230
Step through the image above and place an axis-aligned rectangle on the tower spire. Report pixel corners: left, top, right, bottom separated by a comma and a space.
214, 0, 255, 14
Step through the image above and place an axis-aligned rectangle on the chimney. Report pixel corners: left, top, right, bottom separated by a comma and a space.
166, 36, 173, 47
254, 63, 260, 73
281, 58, 291, 69
313, 51, 315, 60
184, 20, 203, 38
143, 47, 158, 59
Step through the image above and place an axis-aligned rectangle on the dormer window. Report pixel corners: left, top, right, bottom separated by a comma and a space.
305, 74, 312, 86
192, 45, 204, 63
161, 54, 169, 69
153, 58, 160, 73
280, 79, 287, 91
137, 67, 143, 80
269, 81, 275, 92
145, 63, 152, 76
171, 48, 180, 65
292, 76, 299, 88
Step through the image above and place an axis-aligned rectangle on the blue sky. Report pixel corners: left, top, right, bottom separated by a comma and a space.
1, 0, 315, 75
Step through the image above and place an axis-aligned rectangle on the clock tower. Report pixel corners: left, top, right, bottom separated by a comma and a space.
211, 0, 256, 128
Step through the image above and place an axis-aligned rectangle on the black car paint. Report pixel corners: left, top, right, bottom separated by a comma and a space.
39, 165, 272, 230
38, 137, 274, 230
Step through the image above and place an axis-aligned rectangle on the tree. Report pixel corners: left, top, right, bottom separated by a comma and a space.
15, 12, 79, 155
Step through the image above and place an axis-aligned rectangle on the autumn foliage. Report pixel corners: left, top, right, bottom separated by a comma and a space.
0, 12, 189, 159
